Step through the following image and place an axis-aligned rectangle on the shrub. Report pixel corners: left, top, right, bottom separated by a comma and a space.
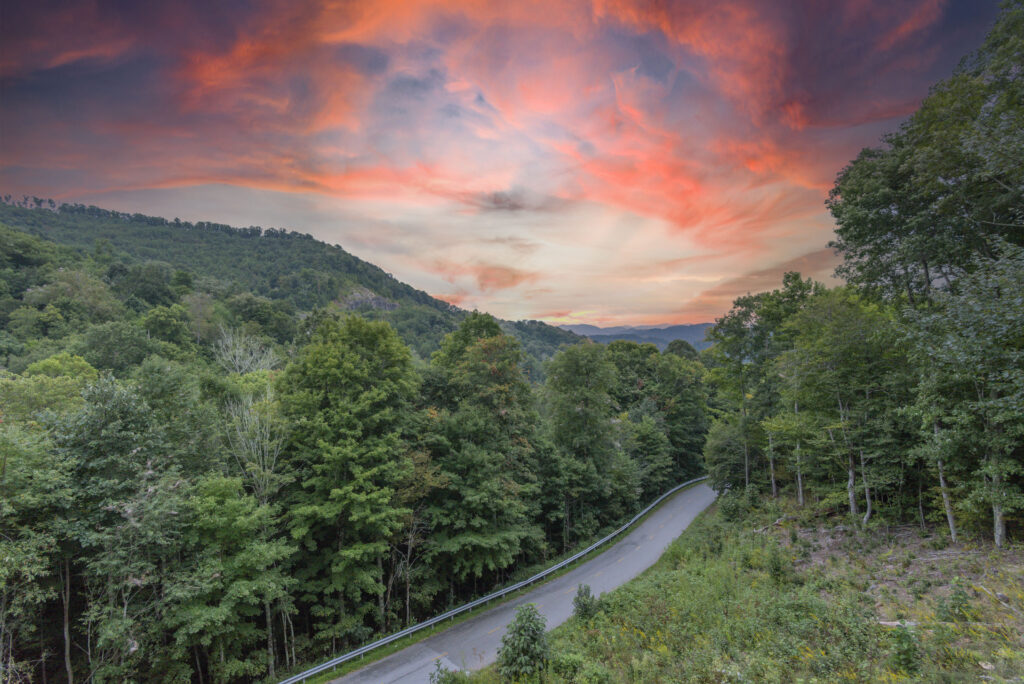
578, 661, 613, 684
935, 577, 974, 622
717, 488, 753, 521
550, 651, 584, 679
572, 584, 599, 621
428, 661, 471, 683
497, 604, 549, 682
889, 626, 921, 674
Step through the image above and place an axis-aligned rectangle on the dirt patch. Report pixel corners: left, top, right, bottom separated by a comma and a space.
780, 522, 1024, 636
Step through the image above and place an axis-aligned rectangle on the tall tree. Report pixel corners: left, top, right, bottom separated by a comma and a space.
905, 243, 1024, 547
544, 343, 632, 544
278, 316, 417, 650
425, 315, 541, 592
828, 1, 1024, 302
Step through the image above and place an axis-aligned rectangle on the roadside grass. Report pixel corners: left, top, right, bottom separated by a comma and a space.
278, 479, 707, 684
459, 492, 1023, 683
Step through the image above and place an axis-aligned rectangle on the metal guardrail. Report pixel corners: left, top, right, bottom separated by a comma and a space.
279, 475, 708, 684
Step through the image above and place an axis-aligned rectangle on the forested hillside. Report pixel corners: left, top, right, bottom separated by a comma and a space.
559, 323, 713, 351
0, 200, 580, 363
0, 219, 707, 682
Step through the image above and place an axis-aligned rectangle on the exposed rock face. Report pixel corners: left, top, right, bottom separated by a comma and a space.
340, 286, 398, 311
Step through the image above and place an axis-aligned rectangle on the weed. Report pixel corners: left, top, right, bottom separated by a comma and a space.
890, 626, 921, 674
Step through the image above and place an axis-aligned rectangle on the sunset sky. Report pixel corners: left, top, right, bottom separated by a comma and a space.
0, 0, 999, 324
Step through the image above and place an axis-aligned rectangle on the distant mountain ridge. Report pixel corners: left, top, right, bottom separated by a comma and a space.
559, 323, 713, 350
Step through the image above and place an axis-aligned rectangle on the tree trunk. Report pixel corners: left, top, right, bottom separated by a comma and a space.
834, 398, 858, 517
289, 612, 296, 667
742, 399, 750, 488
194, 647, 204, 684
405, 565, 412, 628
280, 610, 290, 670
794, 402, 804, 507
795, 443, 804, 507
991, 470, 1005, 549
41, 628, 48, 684
767, 434, 777, 498
993, 502, 1005, 549
827, 426, 857, 516
743, 440, 750, 489
62, 558, 74, 684
917, 479, 926, 530
377, 555, 386, 630
848, 453, 858, 517
264, 601, 275, 679
860, 448, 872, 526
936, 455, 957, 543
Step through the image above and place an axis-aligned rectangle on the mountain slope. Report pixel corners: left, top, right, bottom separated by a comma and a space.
0, 200, 579, 361
560, 323, 713, 350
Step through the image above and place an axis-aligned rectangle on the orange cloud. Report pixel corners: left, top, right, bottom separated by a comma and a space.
433, 291, 470, 307
431, 259, 541, 293
673, 247, 842, 322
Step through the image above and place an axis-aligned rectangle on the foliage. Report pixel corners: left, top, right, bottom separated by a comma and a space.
572, 584, 599, 622
2, 7, 1020, 679
700, 6, 1024, 544
0, 202, 580, 366
0, 211, 702, 682
497, 603, 549, 683
509, 505, 881, 683
827, 2, 1024, 303
278, 316, 417, 646
477, 499, 1024, 684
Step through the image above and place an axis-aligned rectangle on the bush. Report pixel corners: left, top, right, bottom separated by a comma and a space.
889, 626, 921, 674
550, 651, 584, 679
718, 488, 754, 521
429, 661, 471, 683
936, 577, 974, 622
578, 661, 613, 684
497, 603, 549, 682
572, 584, 599, 621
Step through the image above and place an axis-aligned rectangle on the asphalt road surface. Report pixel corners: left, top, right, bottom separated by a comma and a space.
333, 483, 717, 684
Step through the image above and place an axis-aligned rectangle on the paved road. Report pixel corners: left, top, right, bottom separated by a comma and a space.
333, 483, 716, 684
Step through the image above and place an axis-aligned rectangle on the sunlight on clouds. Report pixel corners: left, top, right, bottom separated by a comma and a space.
0, 0, 998, 323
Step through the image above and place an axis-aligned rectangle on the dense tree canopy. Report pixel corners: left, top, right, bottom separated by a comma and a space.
827, 2, 1023, 302
0, 202, 580, 364
0, 221, 707, 682
706, 3, 1023, 551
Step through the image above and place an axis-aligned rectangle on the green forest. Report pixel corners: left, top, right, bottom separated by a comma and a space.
0, 202, 706, 680
0, 199, 580, 369
2, 3, 1022, 684
702, 0, 1023, 546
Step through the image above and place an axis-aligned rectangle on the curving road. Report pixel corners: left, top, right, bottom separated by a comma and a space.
332, 483, 716, 684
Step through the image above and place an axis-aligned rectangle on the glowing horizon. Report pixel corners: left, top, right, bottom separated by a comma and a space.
0, 1, 997, 324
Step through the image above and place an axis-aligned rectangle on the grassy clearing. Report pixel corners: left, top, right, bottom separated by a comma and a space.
458, 494, 1023, 683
